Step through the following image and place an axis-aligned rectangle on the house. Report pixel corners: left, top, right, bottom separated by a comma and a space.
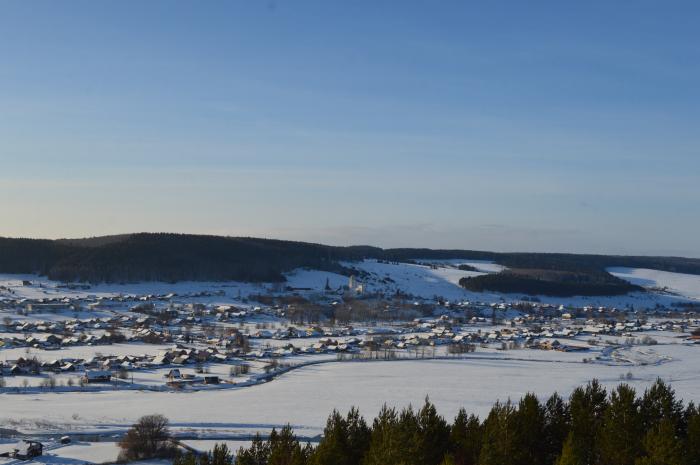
13, 441, 43, 460
165, 368, 181, 380
83, 370, 112, 383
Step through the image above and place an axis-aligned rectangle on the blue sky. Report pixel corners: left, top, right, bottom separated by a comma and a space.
1, 1, 699, 256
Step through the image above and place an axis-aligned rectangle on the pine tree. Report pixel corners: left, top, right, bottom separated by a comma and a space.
236, 433, 271, 465
310, 410, 350, 465
544, 392, 570, 465
416, 397, 451, 465
268, 424, 306, 465
450, 409, 481, 465
210, 444, 233, 465
598, 384, 643, 465
635, 419, 683, 465
479, 400, 517, 465
512, 393, 546, 465
557, 433, 581, 465
362, 405, 402, 465
396, 405, 421, 465
640, 379, 684, 434
174, 452, 198, 465
686, 403, 700, 465
563, 380, 608, 465
345, 407, 371, 465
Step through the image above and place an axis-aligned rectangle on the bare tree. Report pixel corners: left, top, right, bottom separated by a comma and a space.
118, 414, 175, 461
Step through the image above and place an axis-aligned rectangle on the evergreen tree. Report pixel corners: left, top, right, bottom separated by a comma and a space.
558, 434, 581, 465
236, 433, 271, 465
210, 444, 233, 465
512, 393, 546, 465
395, 405, 421, 465
362, 405, 403, 465
599, 384, 642, 465
416, 397, 451, 465
479, 400, 517, 465
310, 410, 350, 465
450, 409, 482, 465
640, 379, 684, 434
635, 419, 683, 465
345, 407, 371, 465
268, 425, 306, 465
686, 403, 700, 465
174, 452, 198, 465
563, 380, 608, 465
544, 392, 571, 465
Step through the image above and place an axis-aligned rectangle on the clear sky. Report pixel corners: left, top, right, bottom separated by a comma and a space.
1, 1, 699, 256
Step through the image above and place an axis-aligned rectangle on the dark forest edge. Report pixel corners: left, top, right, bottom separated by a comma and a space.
458, 268, 642, 297
123, 379, 700, 465
1, 233, 699, 295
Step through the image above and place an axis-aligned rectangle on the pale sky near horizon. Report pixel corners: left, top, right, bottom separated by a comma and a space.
1, 1, 699, 256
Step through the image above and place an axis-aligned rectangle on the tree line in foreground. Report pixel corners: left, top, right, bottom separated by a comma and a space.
124, 379, 700, 465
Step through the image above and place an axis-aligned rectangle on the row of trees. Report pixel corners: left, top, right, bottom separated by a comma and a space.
171, 379, 700, 465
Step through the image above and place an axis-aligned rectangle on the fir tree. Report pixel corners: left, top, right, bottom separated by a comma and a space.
558, 434, 580, 465
512, 392, 546, 465
345, 407, 371, 465
395, 405, 421, 465
236, 433, 271, 465
174, 452, 198, 465
563, 380, 608, 465
479, 400, 517, 465
362, 405, 402, 465
686, 403, 700, 465
416, 397, 451, 465
268, 425, 306, 465
599, 384, 643, 465
544, 392, 570, 465
450, 409, 482, 465
640, 379, 684, 434
310, 410, 350, 465
635, 419, 683, 465
210, 444, 233, 465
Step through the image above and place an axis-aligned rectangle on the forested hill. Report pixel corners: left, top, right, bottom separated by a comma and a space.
1, 233, 699, 285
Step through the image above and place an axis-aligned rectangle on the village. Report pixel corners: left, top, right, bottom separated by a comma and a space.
1, 266, 700, 464
1, 273, 699, 395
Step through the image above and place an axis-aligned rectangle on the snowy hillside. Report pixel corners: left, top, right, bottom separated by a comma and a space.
609, 267, 700, 301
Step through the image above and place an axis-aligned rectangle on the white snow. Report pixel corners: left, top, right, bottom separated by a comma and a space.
609, 267, 700, 300
2, 345, 699, 438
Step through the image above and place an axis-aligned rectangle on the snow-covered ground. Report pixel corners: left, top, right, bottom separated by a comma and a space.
0, 343, 173, 364
609, 267, 700, 300
287, 261, 699, 308
4, 261, 700, 310
2, 343, 698, 439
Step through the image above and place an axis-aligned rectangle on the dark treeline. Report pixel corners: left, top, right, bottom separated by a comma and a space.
176, 379, 700, 465
459, 268, 642, 297
0, 234, 376, 283
2, 233, 700, 286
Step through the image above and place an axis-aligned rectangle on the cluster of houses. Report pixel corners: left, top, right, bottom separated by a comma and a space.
0, 343, 235, 381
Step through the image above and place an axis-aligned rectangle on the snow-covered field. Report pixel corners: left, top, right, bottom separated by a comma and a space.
609, 267, 700, 300
2, 343, 698, 439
